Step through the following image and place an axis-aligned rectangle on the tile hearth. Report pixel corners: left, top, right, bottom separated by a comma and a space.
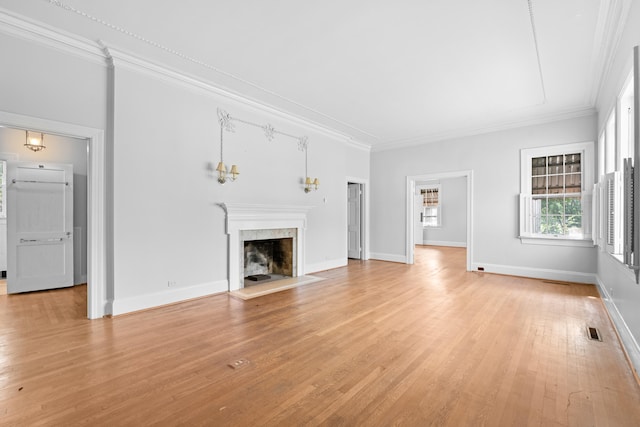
229, 275, 324, 300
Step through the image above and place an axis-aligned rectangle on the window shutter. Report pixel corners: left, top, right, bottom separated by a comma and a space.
624, 158, 634, 265
519, 194, 532, 236
593, 182, 602, 247
605, 171, 623, 254
581, 190, 593, 240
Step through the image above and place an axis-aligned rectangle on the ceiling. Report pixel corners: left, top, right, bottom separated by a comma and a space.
0, 0, 615, 150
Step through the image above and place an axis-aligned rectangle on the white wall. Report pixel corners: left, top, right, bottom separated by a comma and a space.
371, 114, 598, 282
0, 128, 88, 284
594, 0, 640, 376
0, 13, 370, 315
0, 33, 107, 131
108, 62, 368, 312
417, 176, 466, 247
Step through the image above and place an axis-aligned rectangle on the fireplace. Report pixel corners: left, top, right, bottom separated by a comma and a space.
242, 229, 296, 285
221, 203, 313, 291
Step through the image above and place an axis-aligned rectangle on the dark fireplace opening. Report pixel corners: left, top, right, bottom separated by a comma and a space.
244, 238, 293, 282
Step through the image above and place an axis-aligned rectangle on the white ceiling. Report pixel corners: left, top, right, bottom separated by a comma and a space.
1, 0, 613, 149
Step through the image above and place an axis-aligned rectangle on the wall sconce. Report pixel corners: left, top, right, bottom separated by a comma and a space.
24, 130, 45, 152
216, 110, 239, 184
305, 177, 320, 193
216, 162, 239, 184
303, 138, 319, 193
213, 108, 317, 189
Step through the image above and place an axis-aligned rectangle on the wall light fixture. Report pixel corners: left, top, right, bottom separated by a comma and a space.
25, 130, 45, 152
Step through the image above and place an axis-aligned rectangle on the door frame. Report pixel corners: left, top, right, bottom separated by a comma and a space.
406, 170, 473, 270
0, 110, 106, 319
346, 176, 369, 260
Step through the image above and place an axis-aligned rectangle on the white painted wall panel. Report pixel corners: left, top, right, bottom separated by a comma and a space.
110, 65, 369, 303
371, 114, 598, 274
594, 0, 640, 375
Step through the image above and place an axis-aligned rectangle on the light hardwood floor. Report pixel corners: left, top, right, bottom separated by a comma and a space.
1, 246, 639, 426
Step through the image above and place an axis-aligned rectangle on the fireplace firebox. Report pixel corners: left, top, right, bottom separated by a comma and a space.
244, 237, 294, 280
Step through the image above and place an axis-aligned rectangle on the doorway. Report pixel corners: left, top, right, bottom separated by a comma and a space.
1, 129, 88, 294
406, 170, 473, 270
0, 110, 106, 319
347, 182, 363, 259
346, 177, 369, 261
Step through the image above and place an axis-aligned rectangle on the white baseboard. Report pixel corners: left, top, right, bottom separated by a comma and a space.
370, 252, 407, 263
595, 277, 640, 379
471, 262, 597, 284
306, 258, 347, 274
110, 280, 227, 316
421, 240, 467, 248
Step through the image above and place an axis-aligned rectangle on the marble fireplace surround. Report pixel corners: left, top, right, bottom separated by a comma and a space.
220, 203, 313, 291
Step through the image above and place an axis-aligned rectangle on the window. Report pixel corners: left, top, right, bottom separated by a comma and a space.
605, 111, 616, 174
520, 142, 594, 246
0, 160, 5, 219
594, 69, 636, 259
420, 186, 441, 227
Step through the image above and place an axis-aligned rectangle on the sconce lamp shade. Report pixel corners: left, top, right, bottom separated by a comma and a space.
304, 176, 319, 193
216, 162, 226, 173
25, 130, 45, 152
229, 164, 239, 181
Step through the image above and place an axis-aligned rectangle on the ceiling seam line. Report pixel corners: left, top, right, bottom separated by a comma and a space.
527, 0, 548, 104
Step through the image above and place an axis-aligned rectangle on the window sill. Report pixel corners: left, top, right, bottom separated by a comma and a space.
519, 235, 594, 247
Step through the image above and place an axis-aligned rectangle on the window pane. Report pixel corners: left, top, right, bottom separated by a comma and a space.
545, 215, 564, 235
564, 197, 581, 215
532, 176, 546, 194
533, 197, 547, 213
548, 175, 564, 193
548, 198, 564, 215
566, 215, 582, 235
532, 157, 547, 175
564, 153, 581, 173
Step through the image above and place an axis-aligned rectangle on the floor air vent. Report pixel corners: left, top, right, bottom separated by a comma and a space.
587, 326, 602, 341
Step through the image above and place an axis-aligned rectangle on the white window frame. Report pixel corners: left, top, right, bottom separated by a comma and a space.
519, 142, 594, 247
596, 71, 636, 260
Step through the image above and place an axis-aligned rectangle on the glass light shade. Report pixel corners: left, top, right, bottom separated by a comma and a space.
25, 131, 45, 152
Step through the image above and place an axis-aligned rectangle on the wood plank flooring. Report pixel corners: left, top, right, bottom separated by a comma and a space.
1, 246, 639, 426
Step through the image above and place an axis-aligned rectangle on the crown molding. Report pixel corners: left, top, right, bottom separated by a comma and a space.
372, 106, 597, 152
0, 7, 105, 65
101, 43, 371, 151
589, 0, 633, 106
0, 7, 371, 153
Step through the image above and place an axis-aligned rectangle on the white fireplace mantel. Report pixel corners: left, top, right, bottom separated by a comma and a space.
220, 203, 314, 291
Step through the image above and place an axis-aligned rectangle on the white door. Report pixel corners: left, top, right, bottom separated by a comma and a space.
347, 183, 361, 259
7, 162, 74, 293
415, 192, 424, 245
